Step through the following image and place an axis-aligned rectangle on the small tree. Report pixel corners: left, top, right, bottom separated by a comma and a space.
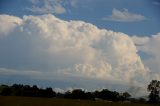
71, 89, 85, 99
0, 85, 12, 96
122, 92, 131, 100
45, 87, 56, 97
147, 80, 160, 104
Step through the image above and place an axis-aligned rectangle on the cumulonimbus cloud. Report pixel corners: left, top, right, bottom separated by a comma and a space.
0, 14, 158, 91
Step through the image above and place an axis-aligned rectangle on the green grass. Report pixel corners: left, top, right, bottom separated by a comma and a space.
0, 96, 155, 106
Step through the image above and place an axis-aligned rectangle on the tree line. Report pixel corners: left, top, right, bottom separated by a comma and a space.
0, 84, 130, 100
0, 80, 160, 104
0, 84, 56, 97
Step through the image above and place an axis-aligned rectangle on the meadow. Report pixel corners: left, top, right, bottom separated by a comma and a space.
0, 96, 156, 106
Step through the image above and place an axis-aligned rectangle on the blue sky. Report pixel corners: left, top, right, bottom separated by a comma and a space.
0, 0, 160, 36
0, 0, 160, 96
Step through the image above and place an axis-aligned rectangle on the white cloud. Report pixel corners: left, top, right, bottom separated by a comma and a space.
153, 1, 160, 6
132, 33, 160, 79
103, 8, 146, 22
27, 0, 66, 14
0, 15, 22, 36
70, 0, 77, 8
29, 0, 39, 4
27, 0, 78, 14
0, 14, 156, 92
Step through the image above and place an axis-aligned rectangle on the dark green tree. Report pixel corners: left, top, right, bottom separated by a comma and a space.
71, 89, 85, 99
0, 85, 12, 96
45, 87, 56, 97
147, 80, 160, 103
122, 92, 131, 100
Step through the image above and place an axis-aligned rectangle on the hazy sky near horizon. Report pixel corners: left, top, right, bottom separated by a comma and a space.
0, 0, 160, 96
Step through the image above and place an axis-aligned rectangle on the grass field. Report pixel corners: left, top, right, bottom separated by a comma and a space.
0, 96, 156, 106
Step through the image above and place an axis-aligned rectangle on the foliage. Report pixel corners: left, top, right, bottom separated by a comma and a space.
147, 80, 160, 104
0, 84, 132, 102
1, 81, 160, 105
0, 84, 56, 97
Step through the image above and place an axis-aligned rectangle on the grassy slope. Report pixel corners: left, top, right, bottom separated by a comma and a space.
0, 96, 154, 106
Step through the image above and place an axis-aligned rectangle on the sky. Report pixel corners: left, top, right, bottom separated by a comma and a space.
0, 0, 160, 97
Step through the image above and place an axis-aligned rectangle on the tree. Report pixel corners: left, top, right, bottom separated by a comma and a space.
0, 85, 12, 96
64, 91, 72, 99
138, 98, 146, 103
71, 89, 85, 99
97, 89, 120, 101
45, 87, 56, 97
147, 80, 160, 103
122, 92, 131, 100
